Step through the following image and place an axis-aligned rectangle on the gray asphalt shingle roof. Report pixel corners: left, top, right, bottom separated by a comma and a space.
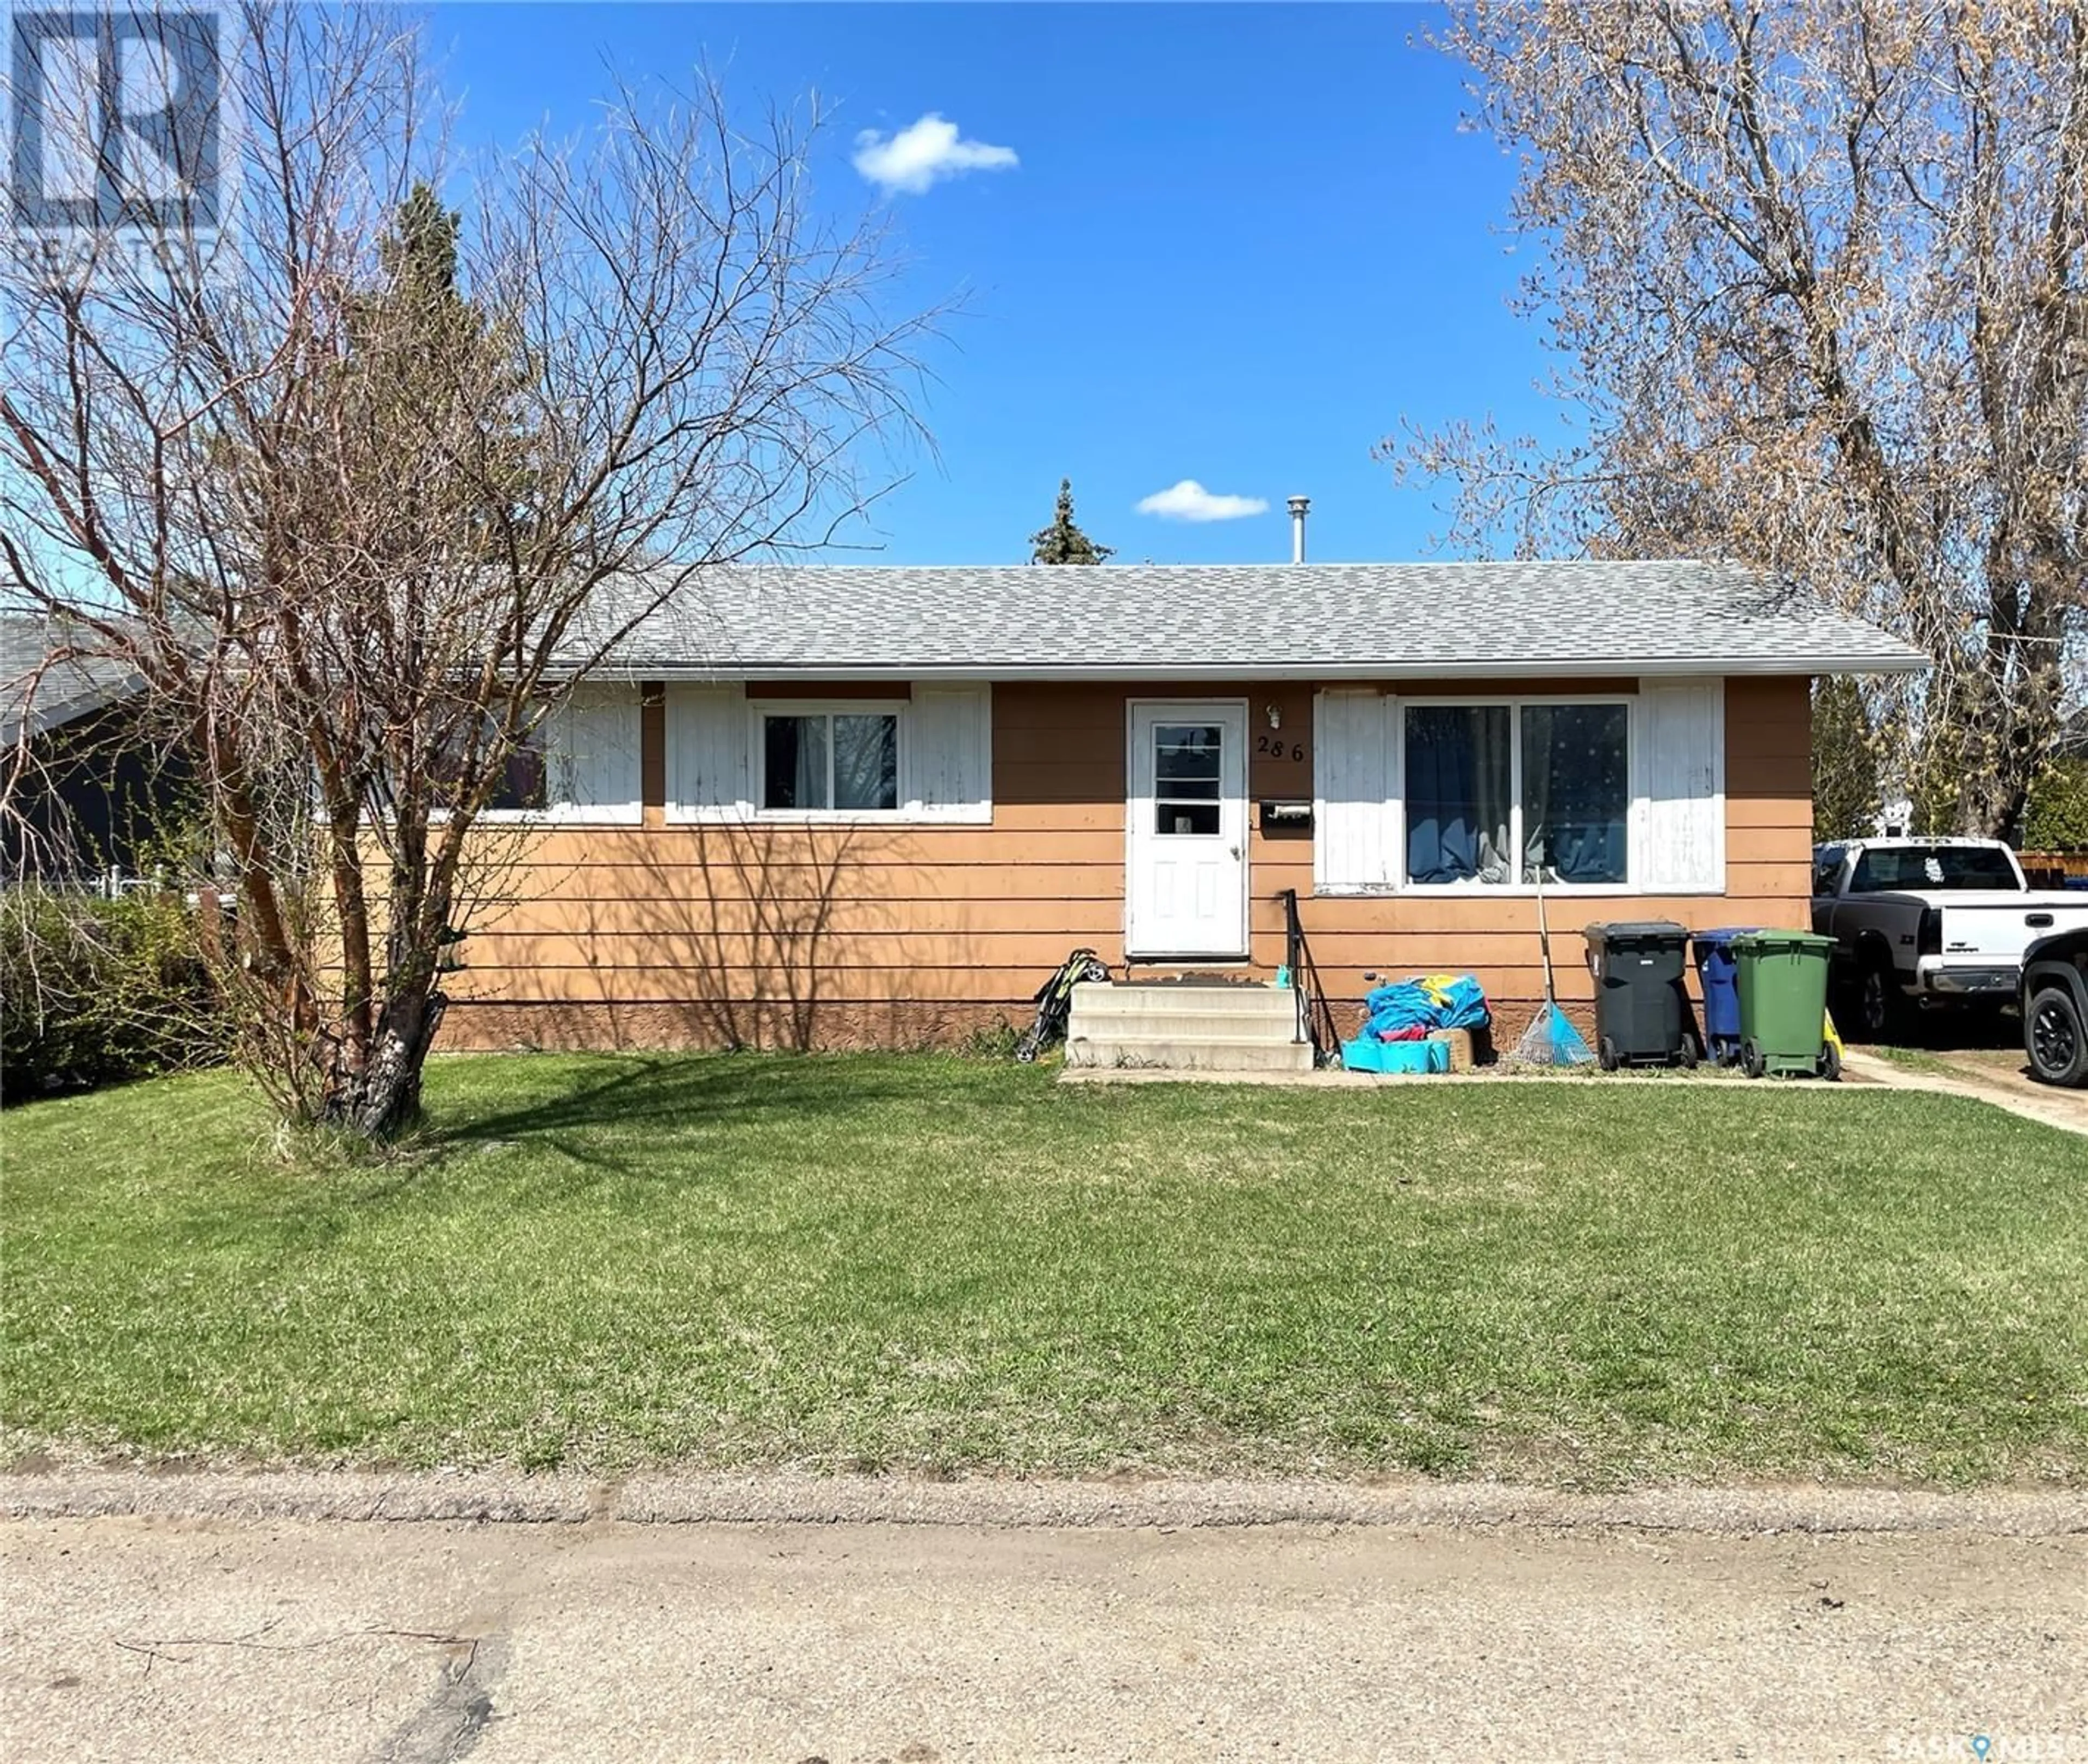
564, 559, 1927, 679
0, 615, 142, 743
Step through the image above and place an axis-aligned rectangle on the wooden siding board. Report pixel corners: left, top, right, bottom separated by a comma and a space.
464, 922, 1811, 976
475, 896, 1143, 938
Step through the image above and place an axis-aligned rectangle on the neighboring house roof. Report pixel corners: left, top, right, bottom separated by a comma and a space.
561, 560, 1929, 681
0, 615, 144, 745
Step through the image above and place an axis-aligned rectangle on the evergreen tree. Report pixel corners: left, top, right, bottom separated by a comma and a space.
383, 182, 459, 299
2025, 759, 2088, 851
1029, 477, 1113, 565
1811, 676, 1884, 843
347, 185, 538, 556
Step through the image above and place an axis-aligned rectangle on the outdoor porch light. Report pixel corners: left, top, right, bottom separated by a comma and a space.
1266, 703, 1282, 730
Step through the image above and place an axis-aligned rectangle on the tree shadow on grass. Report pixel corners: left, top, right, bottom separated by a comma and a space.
130, 1056, 954, 1267
427, 1050, 967, 1176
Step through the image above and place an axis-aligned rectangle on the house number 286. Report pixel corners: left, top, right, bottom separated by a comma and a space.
1255, 734, 1305, 761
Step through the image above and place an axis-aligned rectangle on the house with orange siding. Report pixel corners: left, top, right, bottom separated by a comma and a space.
440, 557, 1925, 1054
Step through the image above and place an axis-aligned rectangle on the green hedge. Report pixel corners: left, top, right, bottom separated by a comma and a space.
1, 892, 223, 1103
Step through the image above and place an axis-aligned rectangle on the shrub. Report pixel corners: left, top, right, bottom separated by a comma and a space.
1, 891, 223, 1102
2025, 758, 2088, 851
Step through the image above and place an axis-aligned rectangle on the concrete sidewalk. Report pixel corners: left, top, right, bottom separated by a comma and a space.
5, 1466, 2088, 1536
3, 1509, 2082, 1763
1062, 1044, 2088, 1139
1840, 1047, 2088, 1137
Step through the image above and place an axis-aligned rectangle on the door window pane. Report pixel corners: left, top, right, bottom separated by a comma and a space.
763, 715, 828, 810
1405, 706, 1512, 882
1157, 801, 1221, 836
1155, 722, 1223, 836
1520, 703, 1629, 883
834, 714, 899, 811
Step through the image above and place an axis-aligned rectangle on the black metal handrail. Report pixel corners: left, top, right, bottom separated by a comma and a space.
1276, 888, 1342, 1067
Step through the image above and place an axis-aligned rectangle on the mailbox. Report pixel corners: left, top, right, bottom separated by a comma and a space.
1258, 800, 1313, 834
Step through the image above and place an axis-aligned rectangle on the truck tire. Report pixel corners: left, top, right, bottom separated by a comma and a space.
2026, 982, 2088, 1088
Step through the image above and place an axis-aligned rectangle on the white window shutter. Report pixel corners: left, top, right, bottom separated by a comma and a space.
905, 682, 993, 823
664, 682, 750, 819
543, 683, 641, 820
1635, 677, 1725, 891
1313, 689, 1395, 891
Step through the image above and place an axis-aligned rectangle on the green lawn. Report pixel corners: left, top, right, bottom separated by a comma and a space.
4, 1055, 2085, 1487
1861, 1043, 1971, 1078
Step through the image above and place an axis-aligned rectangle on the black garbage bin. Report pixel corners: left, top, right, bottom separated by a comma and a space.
1582, 922, 1698, 1070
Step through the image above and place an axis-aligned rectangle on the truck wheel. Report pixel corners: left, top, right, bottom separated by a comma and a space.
1859, 958, 1906, 1042
2027, 984, 2088, 1088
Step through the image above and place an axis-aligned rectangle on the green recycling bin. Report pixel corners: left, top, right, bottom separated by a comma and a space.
1732, 930, 1839, 1081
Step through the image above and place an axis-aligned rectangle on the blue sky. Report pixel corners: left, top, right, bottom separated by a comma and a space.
430, 3, 1552, 565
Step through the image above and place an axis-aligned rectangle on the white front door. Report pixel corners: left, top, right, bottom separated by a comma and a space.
1126, 700, 1249, 958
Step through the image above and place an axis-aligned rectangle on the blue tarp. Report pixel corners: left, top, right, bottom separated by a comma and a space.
1360, 974, 1491, 1040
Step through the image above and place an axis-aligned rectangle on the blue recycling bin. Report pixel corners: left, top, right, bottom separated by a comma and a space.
1692, 927, 1760, 1064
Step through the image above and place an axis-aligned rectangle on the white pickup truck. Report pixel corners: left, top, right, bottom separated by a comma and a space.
1811, 838, 2088, 1038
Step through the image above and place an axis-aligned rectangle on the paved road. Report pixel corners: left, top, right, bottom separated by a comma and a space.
2, 1515, 2081, 1763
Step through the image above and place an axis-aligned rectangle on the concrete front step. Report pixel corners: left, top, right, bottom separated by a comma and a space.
1074, 1022, 1306, 1046
1065, 982, 1311, 1073
1064, 1034, 1315, 1073
1069, 981, 1296, 1017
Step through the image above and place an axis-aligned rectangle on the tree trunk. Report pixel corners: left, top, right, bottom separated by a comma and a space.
339, 985, 448, 1141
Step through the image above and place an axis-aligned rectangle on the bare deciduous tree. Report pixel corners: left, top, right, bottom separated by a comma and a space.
1, 3, 934, 1138
1388, 0, 2087, 836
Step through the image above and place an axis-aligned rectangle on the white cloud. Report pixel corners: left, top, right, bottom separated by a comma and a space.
1135, 480, 1270, 522
852, 114, 1018, 196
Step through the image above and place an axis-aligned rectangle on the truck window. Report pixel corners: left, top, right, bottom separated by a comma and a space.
1812, 850, 1844, 896
1847, 845, 2020, 892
